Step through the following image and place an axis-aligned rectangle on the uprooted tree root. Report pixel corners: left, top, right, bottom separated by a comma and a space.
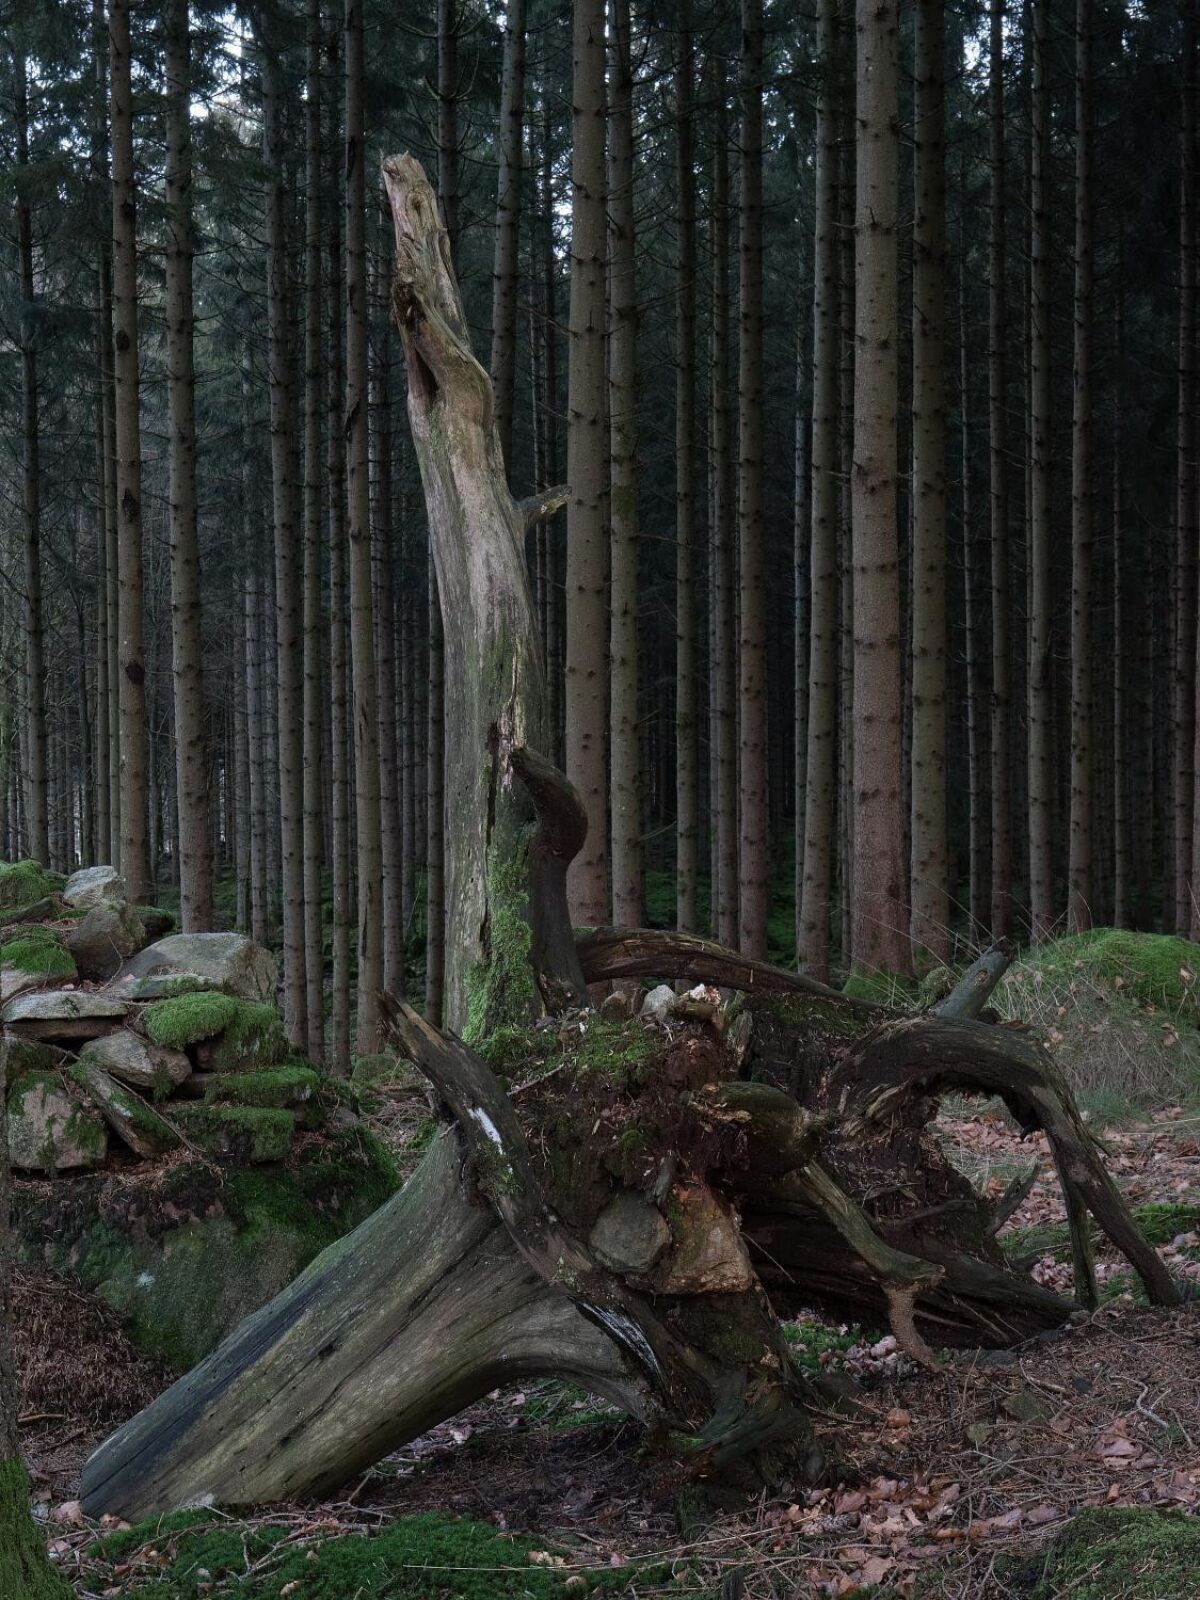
79, 750, 1184, 1523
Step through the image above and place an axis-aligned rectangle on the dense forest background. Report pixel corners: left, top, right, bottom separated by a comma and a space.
1, 0, 1196, 1063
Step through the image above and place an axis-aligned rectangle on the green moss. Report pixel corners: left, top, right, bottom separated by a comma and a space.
142, 991, 238, 1049
2, 1038, 57, 1079
7, 1067, 62, 1114
13, 1130, 399, 1372
171, 1104, 295, 1164
0, 1455, 74, 1598
1004, 1508, 1200, 1598
204, 1065, 320, 1109
1003, 929, 1200, 1021
64, 1104, 109, 1161
142, 993, 290, 1070
783, 1318, 870, 1375
86, 1509, 665, 1599
463, 825, 536, 1045
842, 968, 922, 1008
0, 928, 75, 978
0, 859, 62, 909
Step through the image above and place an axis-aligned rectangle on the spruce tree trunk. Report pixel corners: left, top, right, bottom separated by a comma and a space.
1068, 0, 1094, 932
301, 0, 326, 1055
710, 109, 738, 949
164, 0, 213, 933
345, 0, 384, 1053
909, 0, 949, 963
608, 0, 642, 933
1178, 6, 1198, 934
801, 0, 840, 983
260, 40, 308, 1047
490, 0, 526, 476
566, 0, 610, 926
988, 0, 1011, 939
675, 0, 698, 933
110, 0, 150, 901
852, 0, 910, 975
738, 0, 769, 959
14, 47, 49, 870
960, 175, 989, 935
1028, 0, 1055, 940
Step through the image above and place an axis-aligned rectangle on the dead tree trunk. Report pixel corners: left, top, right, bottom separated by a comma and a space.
81, 160, 1181, 1524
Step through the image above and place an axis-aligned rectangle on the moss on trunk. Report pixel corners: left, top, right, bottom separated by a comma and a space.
0, 1457, 72, 1599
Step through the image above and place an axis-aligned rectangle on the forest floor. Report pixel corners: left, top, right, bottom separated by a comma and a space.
21, 1094, 1200, 1599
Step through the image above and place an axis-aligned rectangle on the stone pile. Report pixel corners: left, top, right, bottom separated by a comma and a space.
1, 859, 305, 1174
1, 859, 397, 1368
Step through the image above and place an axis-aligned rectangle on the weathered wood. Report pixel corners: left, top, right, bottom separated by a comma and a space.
511, 746, 589, 1008
576, 926, 868, 1007
81, 1131, 640, 1520
383, 154, 547, 1035
931, 939, 1015, 1018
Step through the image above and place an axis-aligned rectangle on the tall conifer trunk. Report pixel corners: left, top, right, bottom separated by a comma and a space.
851, 0, 910, 975
988, 0, 1012, 939
110, 0, 150, 901
675, 0, 698, 933
909, 0, 949, 963
738, 0, 768, 959
164, 0, 212, 932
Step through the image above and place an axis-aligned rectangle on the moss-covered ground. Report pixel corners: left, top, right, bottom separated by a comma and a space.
84, 1509, 682, 1598
1001, 1508, 1200, 1598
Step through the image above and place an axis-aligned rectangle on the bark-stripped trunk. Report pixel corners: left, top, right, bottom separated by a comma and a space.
565, 0, 609, 925
608, 0, 642, 932
738, 0, 768, 959
490, 0, 526, 475
675, 0, 698, 933
346, 0, 384, 1053
110, 0, 150, 901
164, 0, 212, 933
852, 0, 910, 975
1068, 0, 1094, 932
383, 157, 586, 1030
801, 0, 840, 982
909, 0, 949, 964
1028, 0, 1055, 940
988, 0, 1011, 939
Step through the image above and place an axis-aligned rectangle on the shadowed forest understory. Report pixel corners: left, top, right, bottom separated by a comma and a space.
3, 0, 1200, 1595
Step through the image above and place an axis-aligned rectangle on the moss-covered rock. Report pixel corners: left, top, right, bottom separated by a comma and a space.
1003, 929, 1200, 1019
141, 994, 290, 1072
171, 1104, 295, 1164
204, 1065, 320, 1109
6, 1069, 108, 1172
66, 900, 147, 981
1003, 1508, 1200, 1598
0, 927, 76, 979
141, 991, 239, 1049
71, 1062, 179, 1159
0, 859, 63, 909
12, 1128, 399, 1370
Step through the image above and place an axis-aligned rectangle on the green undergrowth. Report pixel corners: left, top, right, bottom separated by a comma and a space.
1003, 929, 1200, 1020
1001, 1508, 1200, 1598
783, 1318, 871, 1375
1003, 1202, 1200, 1296
0, 859, 63, 909
87, 1509, 680, 1599
0, 926, 75, 978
